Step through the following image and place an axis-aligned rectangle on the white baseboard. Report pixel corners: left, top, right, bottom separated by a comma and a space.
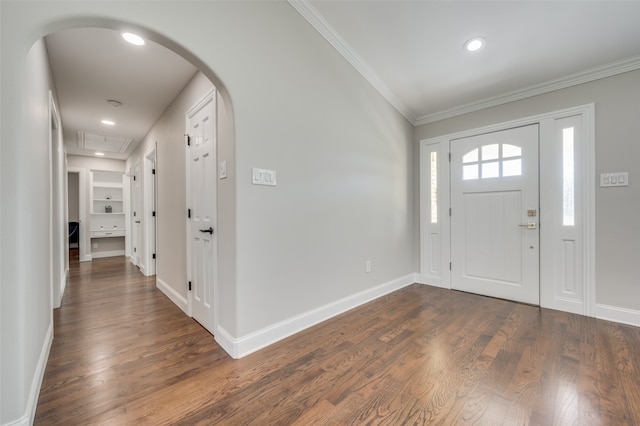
596, 303, 640, 327
4, 321, 54, 426
156, 277, 188, 315
216, 273, 417, 359
91, 250, 125, 259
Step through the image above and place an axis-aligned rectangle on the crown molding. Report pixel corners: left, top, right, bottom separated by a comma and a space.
289, 1, 640, 128
415, 56, 640, 125
288, 0, 417, 124
411, 55, 640, 126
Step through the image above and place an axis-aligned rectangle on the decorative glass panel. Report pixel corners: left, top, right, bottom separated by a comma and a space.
482, 161, 500, 178
463, 148, 478, 164
430, 152, 438, 224
502, 159, 522, 177
563, 127, 575, 226
482, 144, 499, 161
463, 164, 479, 180
502, 144, 521, 158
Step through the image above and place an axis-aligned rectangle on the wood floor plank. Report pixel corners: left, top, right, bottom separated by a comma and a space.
34, 255, 640, 424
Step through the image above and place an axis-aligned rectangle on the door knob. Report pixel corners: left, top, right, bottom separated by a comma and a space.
518, 222, 537, 229
199, 227, 214, 234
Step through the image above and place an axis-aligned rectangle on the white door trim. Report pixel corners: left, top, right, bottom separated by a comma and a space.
49, 91, 66, 309
68, 167, 89, 262
143, 144, 157, 276
130, 161, 142, 268
185, 89, 218, 333
419, 103, 595, 316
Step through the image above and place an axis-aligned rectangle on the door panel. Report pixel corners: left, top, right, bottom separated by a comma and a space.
451, 124, 539, 304
187, 95, 216, 334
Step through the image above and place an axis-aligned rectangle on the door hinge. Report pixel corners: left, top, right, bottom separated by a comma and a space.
187, 208, 191, 219
186, 135, 191, 146
134, 211, 137, 217
152, 168, 156, 175
152, 253, 156, 259
134, 247, 137, 253
152, 211, 156, 217
449, 207, 452, 217
188, 281, 192, 291
133, 175, 137, 181
449, 262, 452, 271
448, 152, 451, 162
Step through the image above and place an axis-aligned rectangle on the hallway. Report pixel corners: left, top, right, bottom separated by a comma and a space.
35, 256, 640, 424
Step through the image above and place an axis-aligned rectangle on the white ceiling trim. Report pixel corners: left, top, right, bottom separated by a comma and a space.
288, 0, 417, 124
414, 55, 640, 125
77, 130, 134, 154
289, 1, 640, 128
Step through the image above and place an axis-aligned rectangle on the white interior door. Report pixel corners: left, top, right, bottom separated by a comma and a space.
131, 162, 141, 267
187, 93, 216, 335
451, 124, 539, 305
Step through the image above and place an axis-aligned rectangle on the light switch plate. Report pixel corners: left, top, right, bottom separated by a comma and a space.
600, 172, 628, 187
252, 168, 276, 186
219, 161, 227, 179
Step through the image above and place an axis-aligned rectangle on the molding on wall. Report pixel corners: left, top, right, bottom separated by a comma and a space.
218, 273, 418, 359
6, 321, 54, 426
287, 0, 640, 127
596, 304, 640, 328
91, 250, 125, 259
214, 326, 238, 359
156, 278, 188, 315
415, 56, 640, 125
287, 0, 416, 124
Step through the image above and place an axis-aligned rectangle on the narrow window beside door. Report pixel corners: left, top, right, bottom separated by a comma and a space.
430, 152, 438, 224
562, 127, 575, 226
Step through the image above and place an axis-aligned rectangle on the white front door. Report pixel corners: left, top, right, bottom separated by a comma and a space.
186, 92, 216, 335
451, 124, 539, 305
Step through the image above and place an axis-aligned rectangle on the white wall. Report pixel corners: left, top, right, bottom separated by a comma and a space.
0, 37, 57, 424
415, 69, 640, 313
1, 2, 415, 422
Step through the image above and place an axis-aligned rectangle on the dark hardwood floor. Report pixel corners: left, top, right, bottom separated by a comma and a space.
35, 255, 640, 425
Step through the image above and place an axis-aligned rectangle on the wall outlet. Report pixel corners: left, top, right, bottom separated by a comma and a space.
365, 260, 371, 273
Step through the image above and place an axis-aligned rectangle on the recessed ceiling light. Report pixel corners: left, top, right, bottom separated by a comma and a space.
464, 37, 486, 52
122, 32, 145, 46
101, 119, 115, 126
95, 152, 105, 156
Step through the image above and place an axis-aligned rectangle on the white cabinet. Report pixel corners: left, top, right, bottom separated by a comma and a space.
90, 170, 126, 257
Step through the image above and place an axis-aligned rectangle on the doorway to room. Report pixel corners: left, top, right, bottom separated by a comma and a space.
419, 104, 595, 317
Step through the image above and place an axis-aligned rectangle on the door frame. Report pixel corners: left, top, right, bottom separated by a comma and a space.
130, 160, 142, 268
143, 144, 157, 276
419, 103, 595, 316
67, 167, 89, 262
49, 91, 66, 308
185, 89, 218, 332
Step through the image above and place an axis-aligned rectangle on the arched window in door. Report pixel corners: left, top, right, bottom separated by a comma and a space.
462, 143, 522, 180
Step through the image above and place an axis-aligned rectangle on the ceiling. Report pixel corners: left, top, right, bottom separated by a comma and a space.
294, 0, 640, 124
45, 28, 197, 160
45, 2, 640, 160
